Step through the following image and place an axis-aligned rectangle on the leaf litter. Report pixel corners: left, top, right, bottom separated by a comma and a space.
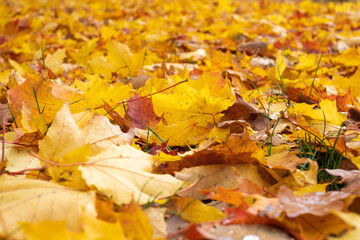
1, 0, 360, 239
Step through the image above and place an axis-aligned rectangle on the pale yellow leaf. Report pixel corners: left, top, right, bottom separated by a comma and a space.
80, 144, 184, 205
45, 48, 66, 74
0, 175, 96, 239
144, 208, 167, 239
8, 59, 25, 76
39, 102, 83, 161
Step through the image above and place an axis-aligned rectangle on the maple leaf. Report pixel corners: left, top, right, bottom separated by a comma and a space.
153, 134, 265, 174
176, 164, 266, 199
328, 210, 360, 240
124, 93, 162, 129
38, 102, 133, 188
0, 104, 12, 123
117, 200, 153, 240
173, 196, 225, 223
3, 0, 360, 239
89, 40, 145, 78
274, 185, 349, 218
262, 151, 311, 172
0, 175, 96, 239
79, 144, 184, 205
44, 48, 66, 75
8, 74, 85, 122
82, 73, 134, 115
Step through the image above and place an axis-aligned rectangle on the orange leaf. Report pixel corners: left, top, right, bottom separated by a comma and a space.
118, 200, 153, 240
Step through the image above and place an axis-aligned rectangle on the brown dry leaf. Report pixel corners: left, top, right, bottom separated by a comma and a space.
0, 104, 12, 123
103, 101, 131, 133
154, 134, 265, 174
219, 93, 267, 131
1, 132, 41, 173
203, 186, 247, 206
264, 186, 348, 218
263, 151, 311, 172
268, 159, 319, 192
176, 164, 265, 198
17, 130, 45, 145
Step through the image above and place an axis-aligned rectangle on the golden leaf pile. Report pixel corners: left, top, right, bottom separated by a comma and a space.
2, 0, 360, 239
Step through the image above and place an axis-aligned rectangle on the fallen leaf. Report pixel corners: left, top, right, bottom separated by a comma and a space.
144, 207, 167, 239
328, 210, 360, 240
125, 93, 162, 129
263, 151, 311, 172
173, 196, 225, 223
154, 134, 265, 174
80, 144, 185, 205
265, 186, 348, 218
44, 48, 66, 75
0, 104, 12, 123
0, 175, 96, 238
117, 200, 153, 240
176, 164, 265, 199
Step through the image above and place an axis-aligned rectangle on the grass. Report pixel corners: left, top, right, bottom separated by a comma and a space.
267, 53, 347, 190
41, 42, 45, 71
307, 55, 322, 103
296, 123, 346, 190
146, 126, 171, 152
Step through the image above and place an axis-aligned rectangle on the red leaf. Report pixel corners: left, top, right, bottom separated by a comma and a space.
125, 93, 161, 129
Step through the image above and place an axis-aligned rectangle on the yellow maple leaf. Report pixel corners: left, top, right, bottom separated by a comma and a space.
0, 175, 96, 239
80, 144, 184, 205
45, 48, 66, 75
290, 99, 346, 126
173, 196, 225, 223
150, 120, 209, 146
295, 54, 318, 71
21, 215, 126, 240
152, 73, 235, 126
83, 73, 133, 115
89, 40, 145, 78
332, 68, 360, 97
275, 53, 286, 80
328, 210, 360, 240
118, 200, 153, 240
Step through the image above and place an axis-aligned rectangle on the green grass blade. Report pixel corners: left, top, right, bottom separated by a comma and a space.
146, 126, 171, 152
41, 42, 45, 71
307, 55, 322, 103
69, 98, 85, 105
33, 87, 42, 114
7, 103, 17, 128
